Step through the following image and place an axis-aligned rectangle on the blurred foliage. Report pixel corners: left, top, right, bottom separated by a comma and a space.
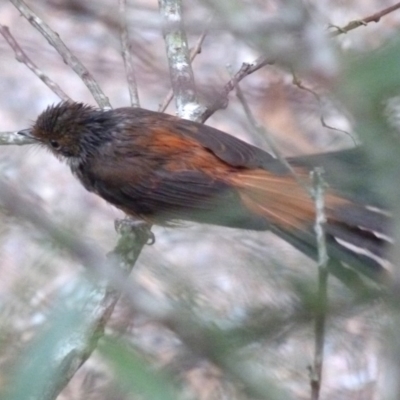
99, 337, 178, 400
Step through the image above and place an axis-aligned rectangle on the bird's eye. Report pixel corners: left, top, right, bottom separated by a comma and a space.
49, 140, 61, 150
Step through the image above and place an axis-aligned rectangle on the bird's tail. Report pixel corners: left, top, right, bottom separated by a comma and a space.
229, 165, 391, 285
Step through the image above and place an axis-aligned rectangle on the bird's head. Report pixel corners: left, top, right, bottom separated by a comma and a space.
19, 102, 114, 163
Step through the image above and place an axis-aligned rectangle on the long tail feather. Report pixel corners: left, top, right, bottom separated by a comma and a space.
229, 168, 390, 283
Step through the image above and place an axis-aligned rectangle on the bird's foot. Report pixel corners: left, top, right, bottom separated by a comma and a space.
114, 218, 155, 245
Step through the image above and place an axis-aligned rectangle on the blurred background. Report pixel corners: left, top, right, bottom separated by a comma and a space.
1, 0, 400, 399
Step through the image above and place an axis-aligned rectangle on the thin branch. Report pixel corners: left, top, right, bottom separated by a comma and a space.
158, 0, 203, 119
9, 0, 111, 109
0, 25, 70, 102
200, 55, 272, 123
119, 0, 140, 107
291, 71, 357, 145
0, 131, 36, 145
158, 26, 209, 113
330, 2, 400, 37
232, 71, 313, 197
310, 168, 329, 400
196, 2, 400, 122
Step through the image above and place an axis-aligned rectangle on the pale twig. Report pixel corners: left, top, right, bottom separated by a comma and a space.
310, 168, 329, 400
0, 131, 36, 145
232, 71, 313, 197
330, 2, 400, 36
9, 0, 111, 109
119, 0, 140, 107
200, 55, 272, 122
158, 0, 204, 120
0, 25, 70, 102
158, 27, 208, 113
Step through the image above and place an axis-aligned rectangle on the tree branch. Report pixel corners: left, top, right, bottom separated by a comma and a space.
232, 71, 312, 196
199, 55, 272, 123
0, 131, 36, 145
291, 71, 357, 145
9, 0, 111, 108
0, 24, 70, 102
158, 26, 209, 113
330, 2, 400, 37
309, 168, 329, 400
119, 0, 140, 107
158, 0, 204, 119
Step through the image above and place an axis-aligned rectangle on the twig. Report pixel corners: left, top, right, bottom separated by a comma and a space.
310, 168, 329, 400
330, 2, 400, 37
0, 131, 36, 145
232, 69, 313, 197
9, 0, 111, 109
200, 55, 272, 122
158, 26, 209, 113
165, 1, 400, 121
291, 71, 357, 145
0, 25, 70, 102
158, 0, 203, 119
119, 0, 140, 107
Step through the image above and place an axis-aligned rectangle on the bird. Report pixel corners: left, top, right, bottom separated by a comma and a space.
18, 102, 391, 287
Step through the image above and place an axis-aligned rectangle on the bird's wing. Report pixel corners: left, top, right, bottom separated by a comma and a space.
114, 107, 283, 171
177, 118, 285, 171
88, 148, 269, 229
